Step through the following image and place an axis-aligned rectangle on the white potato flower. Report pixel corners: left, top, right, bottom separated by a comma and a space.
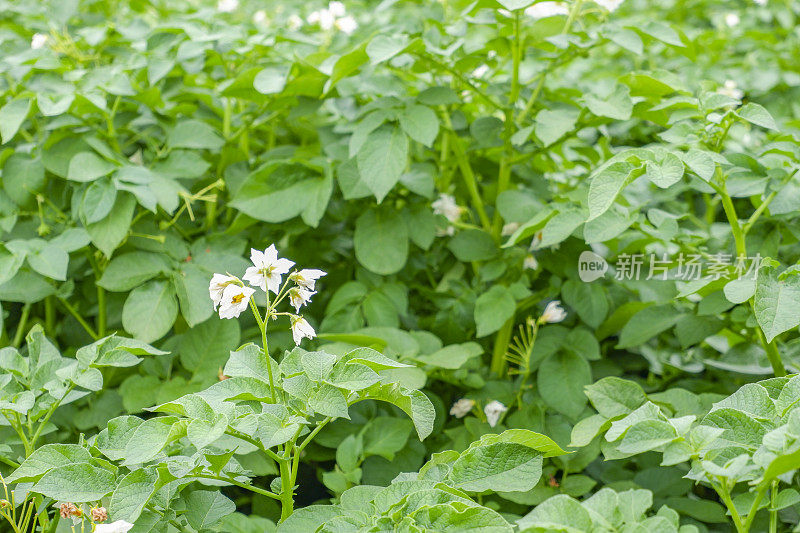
31, 33, 48, 49
725, 13, 740, 26
719, 79, 743, 100
253, 10, 267, 24
432, 194, 463, 224
524, 255, 539, 270
501, 222, 520, 236
471, 64, 489, 78
218, 284, 255, 319
291, 316, 316, 345
94, 521, 135, 533
287, 14, 303, 30
209, 273, 239, 310
329, 1, 346, 17
524, 2, 568, 19
754, 0, 767, 4
243, 245, 295, 294
484, 400, 508, 427
540, 300, 567, 324
335, 15, 358, 34
217, 0, 239, 13
290, 269, 327, 291
594, 0, 624, 11
288, 287, 316, 312
308, 8, 336, 30
450, 398, 475, 418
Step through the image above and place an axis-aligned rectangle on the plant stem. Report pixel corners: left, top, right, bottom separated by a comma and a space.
194, 473, 280, 500
249, 297, 276, 402
440, 112, 491, 230
11, 303, 31, 348
279, 458, 293, 521
490, 318, 514, 375
44, 296, 55, 337
57, 298, 99, 340
715, 479, 744, 532
97, 286, 106, 338
769, 480, 778, 533
742, 484, 768, 532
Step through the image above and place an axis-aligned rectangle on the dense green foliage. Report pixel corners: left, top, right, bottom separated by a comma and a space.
1, 0, 800, 531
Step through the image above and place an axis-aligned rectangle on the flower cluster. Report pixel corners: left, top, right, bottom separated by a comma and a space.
449, 398, 508, 427
209, 245, 326, 345
307, 1, 358, 34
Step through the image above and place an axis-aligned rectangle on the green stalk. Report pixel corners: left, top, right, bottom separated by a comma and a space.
714, 479, 744, 532
249, 297, 276, 402
742, 484, 768, 532
97, 286, 106, 338
490, 318, 514, 376
769, 480, 778, 533
279, 458, 293, 521
11, 304, 31, 348
57, 298, 99, 340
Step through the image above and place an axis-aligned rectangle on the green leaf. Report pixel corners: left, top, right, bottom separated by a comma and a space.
25, 239, 69, 280
0, 97, 31, 144
86, 192, 136, 258
534, 108, 579, 146
587, 162, 642, 221
736, 103, 779, 131
561, 280, 607, 328
415, 342, 482, 370
517, 494, 592, 532
538, 351, 592, 419
399, 105, 439, 147
356, 125, 409, 202
32, 463, 115, 502
754, 266, 800, 343
253, 66, 289, 94
109, 468, 159, 523
363, 417, 413, 461
7, 444, 93, 483
122, 280, 178, 343
2, 154, 45, 206
474, 285, 516, 337
80, 178, 117, 224
366, 35, 408, 64
616, 305, 683, 349
168, 120, 225, 149
585, 377, 647, 418
99, 252, 171, 291
354, 208, 408, 275
617, 420, 678, 454
358, 382, 435, 440
447, 229, 497, 261
67, 152, 117, 182
185, 490, 236, 529
724, 277, 756, 304
645, 152, 684, 188
584, 84, 633, 120
173, 263, 215, 327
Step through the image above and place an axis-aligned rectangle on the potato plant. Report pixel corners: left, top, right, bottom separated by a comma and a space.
0, 0, 799, 531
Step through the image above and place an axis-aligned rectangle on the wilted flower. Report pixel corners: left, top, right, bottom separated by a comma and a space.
31, 33, 48, 49
287, 13, 303, 30
524, 255, 539, 270
450, 398, 475, 418
288, 287, 316, 312
253, 10, 267, 24
217, 0, 238, 12
59, 503, 72, 519
218, 368, 229, 381
524, 2, 568, 18
218, 284, 255, 319
291, 316, 316, 345
94, 521, 135, 533
290, 269, 327, 291
540, 300, 567, 324
91, 507, 108, 523
718, 80, 743, 100
243, 245, 295, 294
594, 0, 624, 11
335, 15, 358, 34
432, 194, 463, 223
484, 400, 508, 427
725, 13, 740, 26
209, 273, 239, 310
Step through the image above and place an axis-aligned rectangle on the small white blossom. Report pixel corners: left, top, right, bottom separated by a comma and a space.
287, 14, 303, 30
217, 0, 238, 12
471, 64, 489, 78
253, 10, 267, 24
290, 269, 327, 291
291, 316, 316, 345
540, 300, 567, 324
328, 1, 347, 17
524, 2, 568, 18
450, 398, 475, 418
209, 273, 239, 310
335, 15, 358, 34
484, 400, 508, 428
754, 0, 767, 4
243, 245, 295, 294
308, 9, 336, 30
529, 232, 543, 250
725, 13, 740, 26
432, 194, 463, 224
501, 222, 520, 236
524, 255, 539, 270
219, 284, 255, 319
31, 33, 48, 49
94, 521, 135, 533
288, 287, 316, 312
718, 80, 744, 100
594, 0, 624, 11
